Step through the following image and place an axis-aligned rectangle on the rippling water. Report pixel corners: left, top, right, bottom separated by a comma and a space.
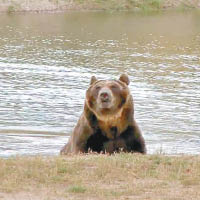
0, 11, 200, 157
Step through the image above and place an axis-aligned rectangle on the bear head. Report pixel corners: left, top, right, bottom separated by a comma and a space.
85, 74, 133, 139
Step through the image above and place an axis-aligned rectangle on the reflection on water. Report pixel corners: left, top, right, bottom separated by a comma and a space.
0, 11, 200, 157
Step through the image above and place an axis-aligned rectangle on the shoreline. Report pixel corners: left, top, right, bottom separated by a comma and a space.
0, 0, 200, 14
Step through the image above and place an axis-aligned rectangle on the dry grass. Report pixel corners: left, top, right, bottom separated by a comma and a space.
0, 153, 200, 200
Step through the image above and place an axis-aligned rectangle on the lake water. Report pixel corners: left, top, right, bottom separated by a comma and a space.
0, 11, 200, 157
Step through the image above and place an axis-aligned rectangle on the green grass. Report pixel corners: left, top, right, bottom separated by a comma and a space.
0, 0, 199, 13
127, 0, 163, 11
68, 185, 87, 193
7, 5, 15, 13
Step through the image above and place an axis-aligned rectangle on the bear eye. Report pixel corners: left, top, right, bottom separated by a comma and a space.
95, 86, 101, 91
111, 85, 118, 89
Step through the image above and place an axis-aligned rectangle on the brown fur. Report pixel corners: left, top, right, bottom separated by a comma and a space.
60, 74, 146, 155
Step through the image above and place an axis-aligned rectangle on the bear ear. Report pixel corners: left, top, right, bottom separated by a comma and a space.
90, 76, 98, 85
119, 74, 130, 85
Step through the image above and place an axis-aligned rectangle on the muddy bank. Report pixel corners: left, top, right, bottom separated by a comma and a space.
0, 0, 200, 13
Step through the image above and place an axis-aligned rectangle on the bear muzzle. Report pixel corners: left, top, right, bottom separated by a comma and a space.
98, 88, 113, 109
100, 91, 109, 102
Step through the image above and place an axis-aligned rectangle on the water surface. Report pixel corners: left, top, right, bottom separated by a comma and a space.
0, 11, 200, 157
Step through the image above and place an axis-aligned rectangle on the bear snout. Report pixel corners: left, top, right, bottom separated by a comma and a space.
100, 92, 109, 102
99, 88, 112, 103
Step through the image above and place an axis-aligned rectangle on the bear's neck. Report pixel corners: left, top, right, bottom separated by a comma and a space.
84, 95, 134, 138
97, 106, 133, 139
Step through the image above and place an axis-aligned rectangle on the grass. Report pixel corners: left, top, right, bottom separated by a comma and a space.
126, 0, 163, 11
0, 0, 199, 13
68, 185, 87, 193
0, 153, 200, 199
7, 5, 15, 14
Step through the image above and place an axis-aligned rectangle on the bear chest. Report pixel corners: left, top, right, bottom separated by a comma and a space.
98, 117, 127, 139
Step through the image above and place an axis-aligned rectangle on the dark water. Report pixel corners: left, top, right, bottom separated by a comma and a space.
0, 11, 200, 157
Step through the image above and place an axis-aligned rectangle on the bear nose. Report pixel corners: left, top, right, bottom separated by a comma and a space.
100, 92, 109, 102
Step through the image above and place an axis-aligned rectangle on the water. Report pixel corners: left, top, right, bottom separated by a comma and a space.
0, 11, 200, 157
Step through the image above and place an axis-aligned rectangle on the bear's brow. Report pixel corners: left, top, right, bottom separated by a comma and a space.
93, 80, 113, 84
92, 79, 124, 87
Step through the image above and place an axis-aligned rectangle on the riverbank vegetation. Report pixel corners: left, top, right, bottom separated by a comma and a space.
0, 153, 200, 200
0, 0, 200, 13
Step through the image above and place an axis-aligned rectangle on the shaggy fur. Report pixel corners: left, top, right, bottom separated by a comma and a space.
60, 74, 146, 154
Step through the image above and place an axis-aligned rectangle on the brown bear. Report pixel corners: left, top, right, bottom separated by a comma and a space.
60, 74, 146, 154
